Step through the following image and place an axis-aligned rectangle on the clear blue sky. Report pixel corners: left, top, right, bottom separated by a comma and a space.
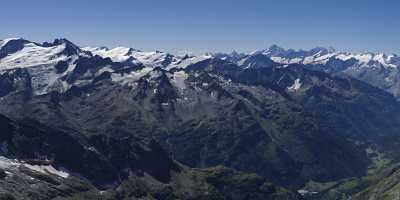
1, 0, 399, 54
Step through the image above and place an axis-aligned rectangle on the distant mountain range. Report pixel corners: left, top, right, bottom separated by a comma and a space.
1, 37, 400, 199
215, 45, 400, 99
1, 38, 399, 98
86, 43, 400, 102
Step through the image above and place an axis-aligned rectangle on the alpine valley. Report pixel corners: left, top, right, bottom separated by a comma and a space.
1, 38, 400, 200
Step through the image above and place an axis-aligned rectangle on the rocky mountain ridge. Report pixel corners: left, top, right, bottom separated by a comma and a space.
1, 38, 400, 199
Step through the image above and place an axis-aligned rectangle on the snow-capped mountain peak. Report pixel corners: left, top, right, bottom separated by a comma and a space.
42, 38, 82, 56
83, 46, 138, 63
260, 44, 287, 55
0, 38, 90, 95
0, 39, 72, 69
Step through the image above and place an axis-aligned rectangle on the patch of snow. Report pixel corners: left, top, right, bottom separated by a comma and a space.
168, 54, 213, 70
373, 53, 397, 68
335, 53, 371, 63
170, 70, 188, 89
23, 163, 70, 178
354, 53, 373, 63
111, 67, 153, 85
270, 56, 289, 64
60, 80, 71, 92
0, 156, 69, 178
0, 157, 19, 169
290, 57, 303, 63
96, 66, 114, 75
210, 91, 217, 99
297, 190, 318, 196
287, 78, 302, 92
134, 51, 172, 67
149, 69, 162, 79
